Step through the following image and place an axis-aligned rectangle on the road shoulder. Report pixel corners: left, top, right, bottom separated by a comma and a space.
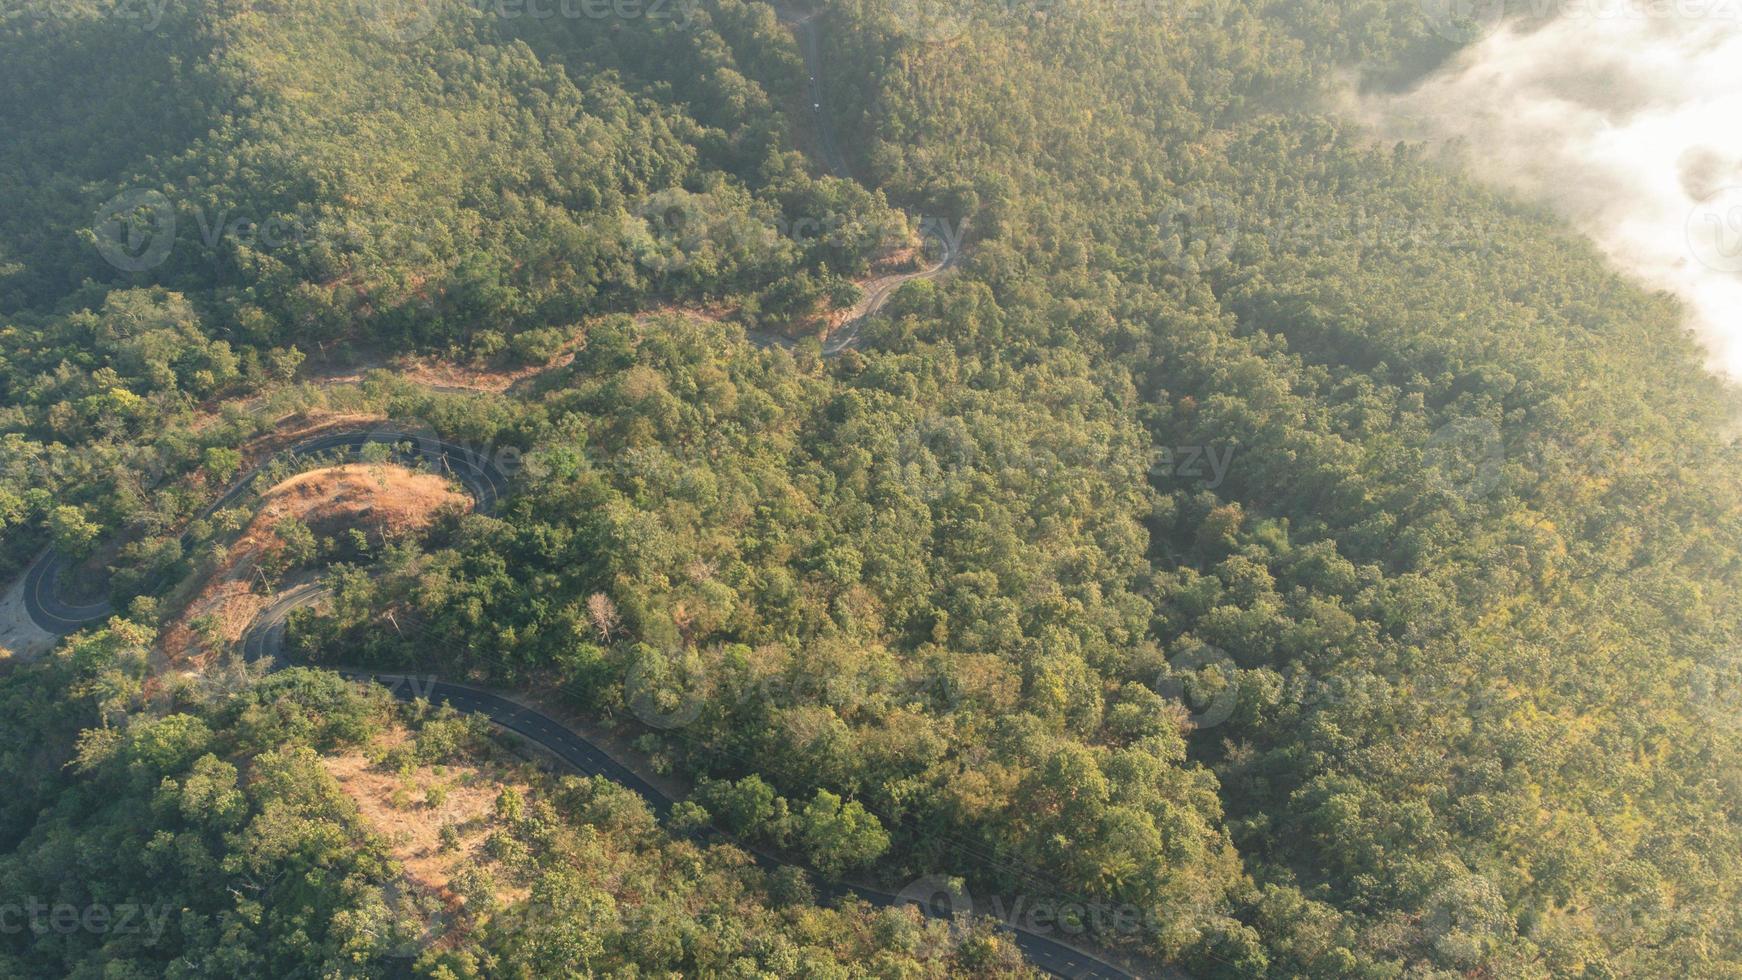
0, 573, 58, 663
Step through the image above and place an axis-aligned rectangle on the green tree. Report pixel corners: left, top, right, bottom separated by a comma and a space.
203, 446, 244, 485
795, 789, 889, 877
48, 504, 101, 558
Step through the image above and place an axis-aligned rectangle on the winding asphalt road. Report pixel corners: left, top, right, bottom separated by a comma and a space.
24, 5, 925, 632
785, 7, 851, 178
15, 419, 1137, 976
14, 13, 1139, 976
739, 6, 963, 357
241, 582, 1142, 979
20, 425, 508, 636
742, 226, 959, 357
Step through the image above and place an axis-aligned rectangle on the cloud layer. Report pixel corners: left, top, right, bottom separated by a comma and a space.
1355, 9, 1742, 374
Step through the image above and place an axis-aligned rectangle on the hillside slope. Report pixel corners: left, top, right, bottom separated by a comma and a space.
1, 0, 1739, 977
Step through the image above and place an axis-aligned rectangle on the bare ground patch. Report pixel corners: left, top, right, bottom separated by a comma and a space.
323, 727, 531, 900
0, 574, 58, 664
161, 463, 465, 659
293, 327, 588, 395
321, 724, 533, 950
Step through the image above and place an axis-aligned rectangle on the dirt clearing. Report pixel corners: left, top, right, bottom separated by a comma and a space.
161, 463, 465, 658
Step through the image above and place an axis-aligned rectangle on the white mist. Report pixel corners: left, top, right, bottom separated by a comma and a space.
1355, 9, 1742, 374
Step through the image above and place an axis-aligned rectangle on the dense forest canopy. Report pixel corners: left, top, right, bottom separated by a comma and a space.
0, 656, 1035, 975
2, 0, 1740, 977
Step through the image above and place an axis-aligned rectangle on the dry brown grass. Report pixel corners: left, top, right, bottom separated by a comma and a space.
160, 463, 464, 659
871, 243, 921, 275
320, 725, 533, 950
268, 462, 464, 534
388, 347, 581, 393
322, 727, 530, 900
294, 328, 588, 395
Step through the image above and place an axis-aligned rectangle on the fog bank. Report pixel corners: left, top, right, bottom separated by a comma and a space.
1354, 10, 1742, 375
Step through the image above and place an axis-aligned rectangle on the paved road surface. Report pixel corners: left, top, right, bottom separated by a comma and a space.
743, 6, 963, 357
22, 14, 1131, 970
242, 581, 1145, 979
743, 227, 959, 356
20, 426, 508, 636
21, 416, 1142, 978
782, 7, 851, 178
